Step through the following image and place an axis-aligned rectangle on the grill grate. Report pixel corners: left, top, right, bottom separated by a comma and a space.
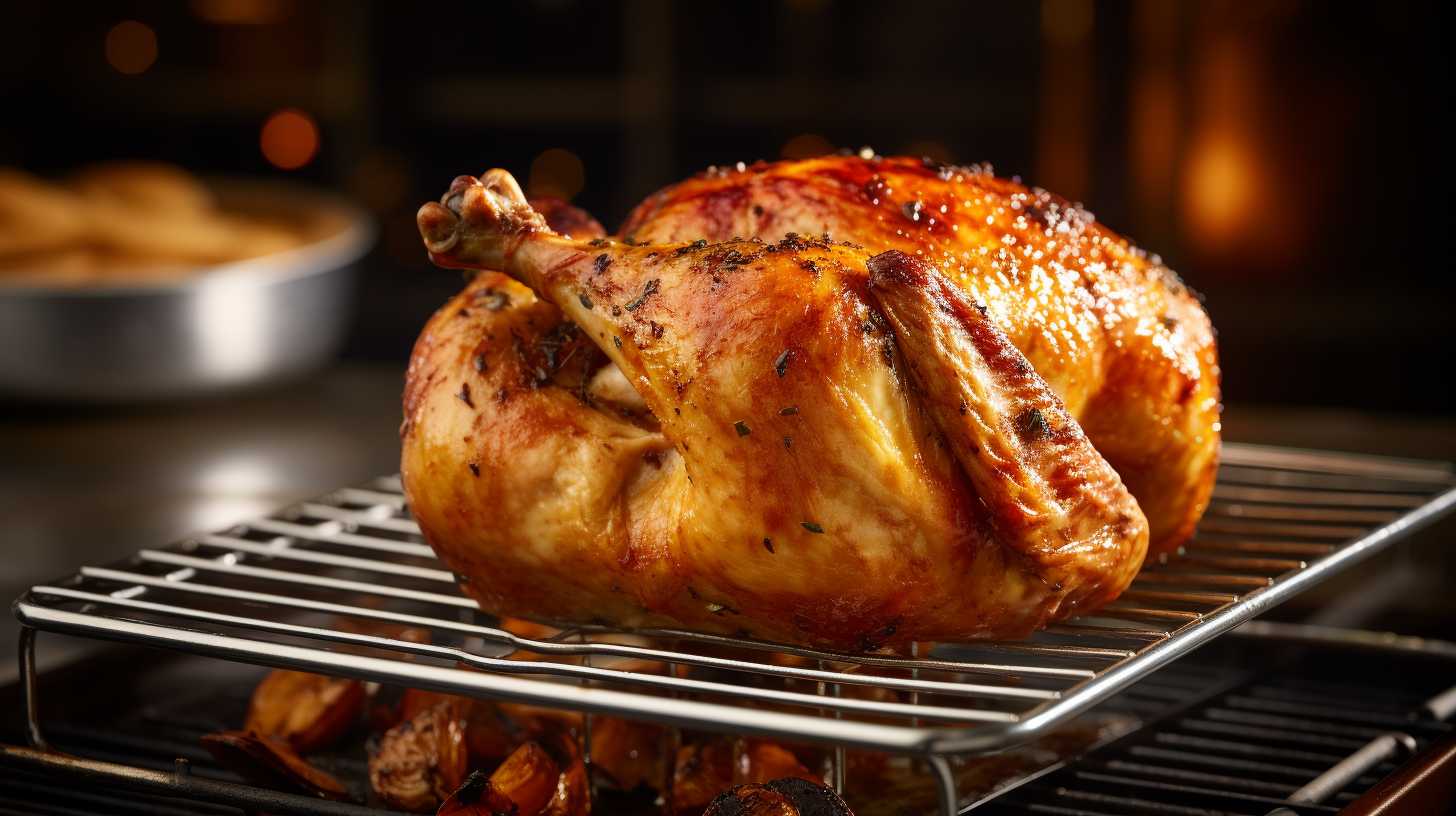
11, 443, 1456, 813
974, 650, 1456, 815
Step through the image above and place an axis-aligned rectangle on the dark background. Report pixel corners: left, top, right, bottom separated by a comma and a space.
1, 0, 1451, 412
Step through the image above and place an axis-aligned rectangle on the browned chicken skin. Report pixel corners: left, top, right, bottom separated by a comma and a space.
404, 161, 1164, 650
621, 156, 1220, 553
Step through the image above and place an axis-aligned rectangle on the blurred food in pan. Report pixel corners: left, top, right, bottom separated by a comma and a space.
0, 161, 324, 286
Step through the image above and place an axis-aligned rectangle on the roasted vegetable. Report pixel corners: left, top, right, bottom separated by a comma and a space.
704, 777, 854, 816
701, 785, 798, 816
736, 742, 818, 786
244, 669, 364, 753
435, 771, 519, 816
487, 741, 560, 814
671, 739, 732, 815
672, 738, 821, 815
200, 730, 349, 801
538, 729, 590, 816
436, 740, 584, 816
586, 715, 667, 792
368, 701, 468, 812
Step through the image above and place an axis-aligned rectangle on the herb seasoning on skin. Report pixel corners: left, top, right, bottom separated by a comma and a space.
1018, 407, 1051, 441
624, 279, 660, 311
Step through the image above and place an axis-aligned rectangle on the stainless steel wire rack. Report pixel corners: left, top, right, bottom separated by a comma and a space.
11, 442, 1456, 814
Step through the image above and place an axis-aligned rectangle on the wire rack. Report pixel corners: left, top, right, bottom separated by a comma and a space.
11, 442, 1456, 813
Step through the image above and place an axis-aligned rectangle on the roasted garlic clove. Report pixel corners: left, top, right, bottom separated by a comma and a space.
200, 730, 349, 801
368, 701, 468, 812
244, 669, 364, 753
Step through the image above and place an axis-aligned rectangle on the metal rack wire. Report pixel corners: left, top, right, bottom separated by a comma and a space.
11, 442, 1456, 814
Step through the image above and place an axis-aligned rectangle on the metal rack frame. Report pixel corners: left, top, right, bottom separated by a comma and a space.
10, 443, 1456, 814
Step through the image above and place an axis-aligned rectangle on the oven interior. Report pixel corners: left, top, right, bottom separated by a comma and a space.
2, 443, 1454, 815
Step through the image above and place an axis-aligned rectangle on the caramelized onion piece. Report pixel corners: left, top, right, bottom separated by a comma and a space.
245, 669, 364, 753
404, 690, 522, 765
368, 701, 468, 812
200, 730, 348, 801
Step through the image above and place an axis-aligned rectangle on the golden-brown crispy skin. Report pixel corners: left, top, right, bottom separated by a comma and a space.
403, 166, 1151, 650
621, 156, 1220, 553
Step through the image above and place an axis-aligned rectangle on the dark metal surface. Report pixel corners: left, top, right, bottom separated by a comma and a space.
0, 363, 405, 685
972, 634, 1456, 814
0, 746, 390, 816
2, 626, 1450, 816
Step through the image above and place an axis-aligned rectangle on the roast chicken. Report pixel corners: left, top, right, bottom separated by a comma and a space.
404, 155, 1219, 650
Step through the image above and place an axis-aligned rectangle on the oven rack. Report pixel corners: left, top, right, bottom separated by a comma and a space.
11, 442, 1456, 814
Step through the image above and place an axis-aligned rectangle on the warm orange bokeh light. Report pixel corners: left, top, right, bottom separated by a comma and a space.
1037, 0, 1093, 202
527, 148, 585, 201
260, 109, 319, 170
105, 20, 157, 75
1184, 134, 1256, 246
190, 0, 291, 25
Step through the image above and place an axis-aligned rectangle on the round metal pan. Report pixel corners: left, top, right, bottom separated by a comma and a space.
0, 181, 374, 402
